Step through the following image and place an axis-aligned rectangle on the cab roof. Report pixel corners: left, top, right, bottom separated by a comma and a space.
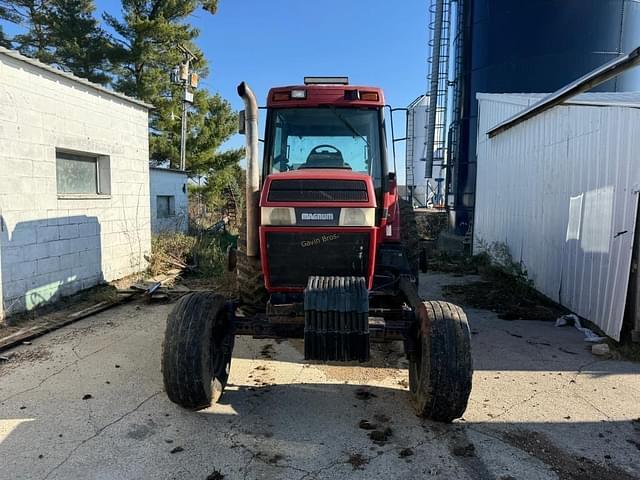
267, 84, 385, 108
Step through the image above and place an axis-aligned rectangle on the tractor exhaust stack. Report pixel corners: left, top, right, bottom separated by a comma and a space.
237, 81, 260, 257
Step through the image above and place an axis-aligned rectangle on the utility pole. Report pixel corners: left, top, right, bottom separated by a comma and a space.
171, 45, 198, 171
180, 68, 189, 171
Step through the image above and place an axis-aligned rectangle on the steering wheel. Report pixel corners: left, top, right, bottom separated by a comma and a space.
309, 144, 343, 156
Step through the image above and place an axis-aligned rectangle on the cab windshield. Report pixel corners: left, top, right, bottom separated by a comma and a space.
266, 107, 382, 179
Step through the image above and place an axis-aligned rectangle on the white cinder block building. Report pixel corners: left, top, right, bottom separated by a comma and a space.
150, 167, 188, 233
474, 92, 640, 340
0, 47, 152, 320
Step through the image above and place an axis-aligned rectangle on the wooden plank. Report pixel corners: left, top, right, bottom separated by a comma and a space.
68, 301, 111, 319
0, 294, 137, 353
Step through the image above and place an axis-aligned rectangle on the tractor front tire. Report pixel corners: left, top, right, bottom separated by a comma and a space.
409, 300, 472, 422
162, 292, 234, 409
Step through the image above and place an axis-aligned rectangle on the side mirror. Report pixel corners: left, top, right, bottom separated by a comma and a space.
238, 110, 246, 135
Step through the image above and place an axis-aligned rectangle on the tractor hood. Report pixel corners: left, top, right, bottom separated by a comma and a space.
260, 170, 377, 208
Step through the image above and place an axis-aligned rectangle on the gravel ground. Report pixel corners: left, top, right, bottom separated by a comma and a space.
0, 272, 639, 480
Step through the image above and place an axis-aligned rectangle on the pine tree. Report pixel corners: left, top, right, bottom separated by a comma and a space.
0, 4, 18, 47
0, 0, 110, 84
1, 1, 53, 62
47, 0, 112, 84
105, 0, 241, 172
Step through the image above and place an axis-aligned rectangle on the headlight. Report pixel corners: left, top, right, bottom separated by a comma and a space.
262, 207, 296, 225
339, 208, 375, 226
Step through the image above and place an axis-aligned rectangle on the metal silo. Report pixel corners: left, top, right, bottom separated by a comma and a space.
405, 95, 430, 206
448, 0, 640, 233
406, 95, 448, 207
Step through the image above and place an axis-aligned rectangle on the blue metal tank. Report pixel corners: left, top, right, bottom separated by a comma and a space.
451, 0, 640, 233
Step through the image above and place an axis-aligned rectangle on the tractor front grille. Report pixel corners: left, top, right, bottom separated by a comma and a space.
267, 179, 368, 202
266, 231, 370, 288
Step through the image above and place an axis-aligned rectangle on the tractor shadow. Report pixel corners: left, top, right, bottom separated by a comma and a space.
231, 336, 411, 371
198, 382, 640, 480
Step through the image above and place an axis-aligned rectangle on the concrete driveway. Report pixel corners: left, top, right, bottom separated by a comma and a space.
1, 273, 639, 480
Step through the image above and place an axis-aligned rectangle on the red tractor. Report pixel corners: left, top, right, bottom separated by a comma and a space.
162, 77, 472, 422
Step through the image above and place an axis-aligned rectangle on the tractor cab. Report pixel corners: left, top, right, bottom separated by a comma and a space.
263, 78, 387, 189
255, 78, 403, 293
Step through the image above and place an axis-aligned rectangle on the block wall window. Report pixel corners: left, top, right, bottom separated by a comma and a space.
157, 195, 176, 218
56, 150, 111, 196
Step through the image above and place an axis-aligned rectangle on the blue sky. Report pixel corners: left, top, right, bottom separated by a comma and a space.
6, 0, 429, 179
186, 1, 427, 109
184, 0, 428, 179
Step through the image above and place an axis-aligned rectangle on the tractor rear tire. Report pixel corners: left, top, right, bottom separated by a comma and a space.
399, 198, 420, 283
409, 300, 472, 422
236, 232, 268, 314
162, 291, 234, 409
236, 194, 268, 314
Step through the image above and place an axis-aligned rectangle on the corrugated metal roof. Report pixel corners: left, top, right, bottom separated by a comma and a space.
474, 95, 640, 340
477, 91, 640, 109
482, 47, 640, 138
0, 47, 153, 109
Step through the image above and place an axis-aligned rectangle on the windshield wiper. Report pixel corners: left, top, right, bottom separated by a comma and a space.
329, 107, 370, 148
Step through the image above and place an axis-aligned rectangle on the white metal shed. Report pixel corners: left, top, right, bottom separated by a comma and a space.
474, 92, 640, 340
149, 167, 189, 233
